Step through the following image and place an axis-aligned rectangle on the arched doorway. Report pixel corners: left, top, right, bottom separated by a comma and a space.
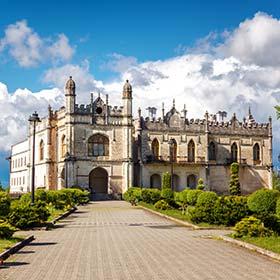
150, 174, 161, 189
187, 174, 196, 189
89, 167, 108, 195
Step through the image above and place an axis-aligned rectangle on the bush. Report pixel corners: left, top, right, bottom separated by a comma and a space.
212, 196, 250, 226
276, 198, 280, 218
0, 191, 11, 218
9, 200, 50, 229
142, 189, 161, 204
161, 188, 174, 204
162, 172, 171, 189
189, 191, 218, 224
233, 216, 274, 238
247, 189, 280, 215
196, 178, 205, 190
175, 189, 189, 214
0, 222, 17, 239
154, 200, 171, 210
123, 187, 142, 205
187, 190, 203, 206
229, 163, 241, 195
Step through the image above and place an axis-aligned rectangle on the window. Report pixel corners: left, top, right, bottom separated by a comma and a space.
209, 142, 216, 161
231, 143, 238, 162
23, 176, 25, 185
188, 140, 195, 162
170, 139, 177, 162
21, 158, 23, 167
253, 143, 260, 162
88, 134, 109, 156
151, 138, 159, 159
39, 140, 44, 161
61, 135, 66, 158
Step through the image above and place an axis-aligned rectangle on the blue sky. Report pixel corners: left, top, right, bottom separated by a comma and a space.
1, 0, 280, 91
1, 0, 280, 186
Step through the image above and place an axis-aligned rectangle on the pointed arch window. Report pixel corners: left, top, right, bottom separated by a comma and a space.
151, 138, 160, 159
188, 140, 195, 162
209, 142, 216, 161
170, 139, 177, 162
88, 134, 109, 156
39, 140, 44, 161
61, 135, 66, 158
253, 143, 260, 162
231, 142, 238, 162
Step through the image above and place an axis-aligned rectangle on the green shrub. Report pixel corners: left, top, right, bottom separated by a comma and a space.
189, 191, 218, 224
0, 222, 17, 239
175, 189, 189, 214
196, 178, 205, 190
142, 189, 161, 204
187, 190, 203, 206
229, 163, 241, 195
212, 196, 250, 226
276, 197, 280, 218
123, 187, 142, 205
154, 200, 170, 210
162, 172, 171, 189
0, 191, 11, 218
247, 189, 280, 215
233, 216, 274, 238
196, 191, 218, 207
35, 189, 48, 201
161, 188, 174, 204
9, 200, 50, 229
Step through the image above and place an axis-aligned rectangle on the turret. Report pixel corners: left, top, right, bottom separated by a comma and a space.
65, 76, 76, 114
122, 80, 132, 119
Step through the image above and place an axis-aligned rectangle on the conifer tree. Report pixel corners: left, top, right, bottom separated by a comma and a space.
229, 163, 241, 195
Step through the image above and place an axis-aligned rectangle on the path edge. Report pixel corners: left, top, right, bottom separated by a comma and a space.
219, 235, 280, 262
0, 235, 35, 264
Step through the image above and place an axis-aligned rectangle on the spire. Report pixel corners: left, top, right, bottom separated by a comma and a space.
122, 80, 132, 99
172, 98, 175, 108
65, 76, 76, 95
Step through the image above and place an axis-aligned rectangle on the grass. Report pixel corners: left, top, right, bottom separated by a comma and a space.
239, 236, 280, 254
0, 237, 23, 254
138, 201, 227, 229
47, 206, 65, 222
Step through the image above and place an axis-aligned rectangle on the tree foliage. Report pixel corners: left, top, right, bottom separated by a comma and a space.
229, 163, 241, 195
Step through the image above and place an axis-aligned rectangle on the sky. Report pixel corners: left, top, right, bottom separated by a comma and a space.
1, 0, 280, 185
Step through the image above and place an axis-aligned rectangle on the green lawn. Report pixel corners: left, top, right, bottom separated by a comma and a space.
0, 237, 23, 254
47, 207, 65, 222
138, 202, 227, 229
239, 236, 280, 254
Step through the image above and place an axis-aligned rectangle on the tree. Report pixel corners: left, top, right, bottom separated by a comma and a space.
275, 105, 280, 119
196, 178, 205, 190
0, 181, 4, 192
229, 163, 241, 195
273, 172, 280, 191
162, 172, 171, 189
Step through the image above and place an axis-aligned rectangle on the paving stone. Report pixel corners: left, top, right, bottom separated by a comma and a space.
0, 201, 279, 280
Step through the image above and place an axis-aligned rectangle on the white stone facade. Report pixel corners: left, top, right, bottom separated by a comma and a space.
9, 77, 273, 196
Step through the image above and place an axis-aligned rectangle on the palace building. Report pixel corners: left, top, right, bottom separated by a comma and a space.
9, 77, 273, 197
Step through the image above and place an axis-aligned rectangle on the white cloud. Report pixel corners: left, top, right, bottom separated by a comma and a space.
219, 12, 280, 67
101, 53, 138, 73
0, 20, 74, 67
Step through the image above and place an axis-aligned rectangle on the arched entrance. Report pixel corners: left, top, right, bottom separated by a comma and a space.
89, 167, 108, 196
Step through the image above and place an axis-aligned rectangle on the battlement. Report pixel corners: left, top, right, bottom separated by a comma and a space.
75, 104, 92, 114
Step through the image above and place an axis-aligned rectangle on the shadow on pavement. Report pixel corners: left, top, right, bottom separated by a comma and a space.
29, 242, 57, 246
0, 261, 29, 268
16, 250, 35, 254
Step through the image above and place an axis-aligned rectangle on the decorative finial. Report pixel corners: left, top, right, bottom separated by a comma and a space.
173, 99, 175, 108
248, 105, 251, 116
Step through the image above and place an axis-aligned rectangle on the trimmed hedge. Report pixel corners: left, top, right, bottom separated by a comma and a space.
213, 196, 250, 226
161, 188, 174, 204
154, 200, 170, 210
0, 191, 11, 218
142, 189, 161, 204
187, 190, 203, 206
0, 222, 17, 239
233, 216, 273, 238
247, 189, 280, 215
162, 172, 171, 189
123, 187, 142, 205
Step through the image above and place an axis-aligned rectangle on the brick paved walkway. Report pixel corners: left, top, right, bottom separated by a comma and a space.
0, 201, 279, 280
